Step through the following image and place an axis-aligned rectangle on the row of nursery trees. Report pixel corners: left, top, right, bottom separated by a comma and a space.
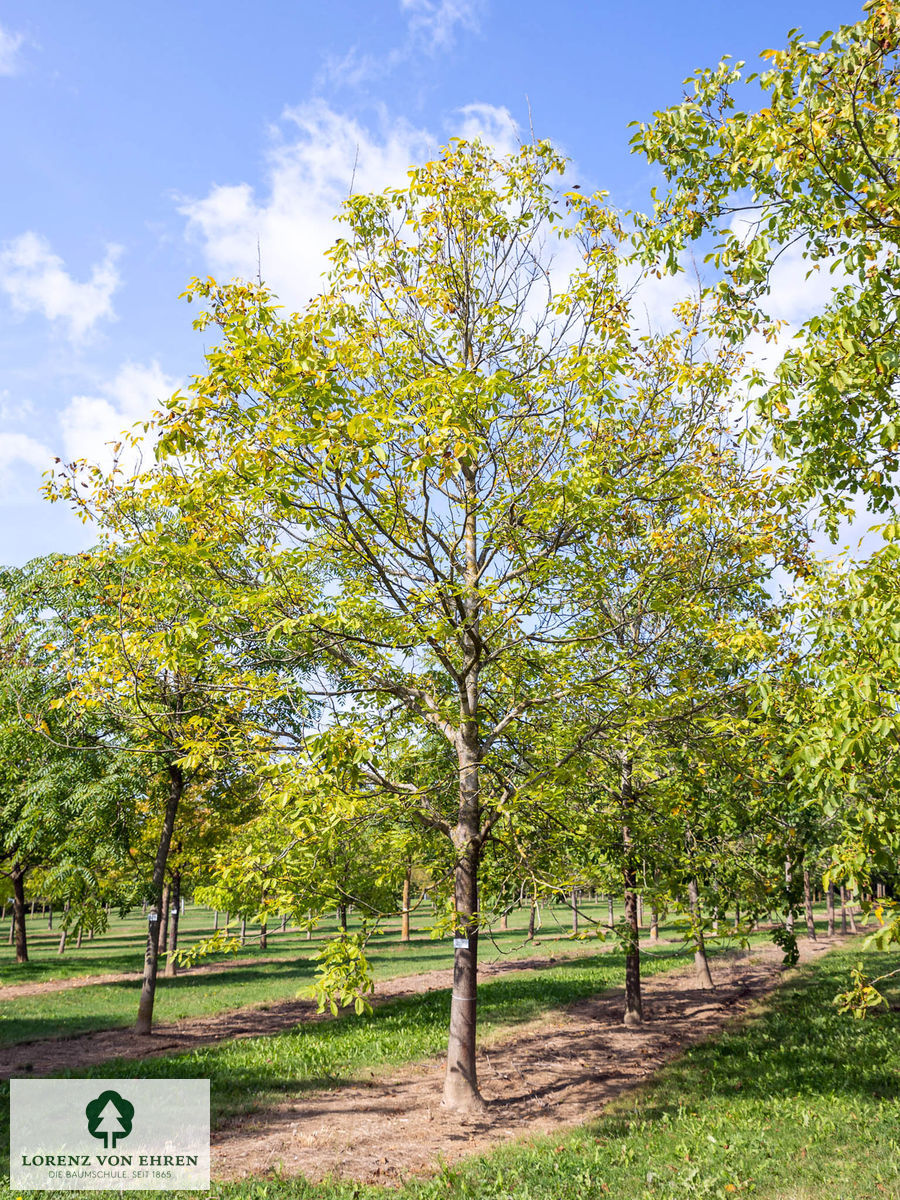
5, 2, 900, 1110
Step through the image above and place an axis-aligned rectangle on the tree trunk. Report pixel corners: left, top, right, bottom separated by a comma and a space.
159, 881, 171, 957
784, 858, 794, 934
135, 762, 183, 1035
688, 878, 714, 989
401, 865, 412, 943
47, 904, 53, 930
443, 836, 481, 1110
608, 894, 615, 928
840, 885, 848, 934
623, 878, 642, 1025
280, 914, 287, 933
164, 870, 181, 977
622, 758, 642, 1026
527, 903, 536, 940
259, 919, 268, 950
442, 704, 484, 1112
803, 869, 817, 940
571, 889, 579, 936
636, 893, 643, 929
213, 909, 218, 931
240, 917, 247, 944
649, 903, 659, 943
337, 904, 347, 933
733, 901, 741, 933
827, 882, 836, 936
11, 863, 28, 963
847, 889, 858, 933
57, 901, 70, 954
76, 925, 83, 949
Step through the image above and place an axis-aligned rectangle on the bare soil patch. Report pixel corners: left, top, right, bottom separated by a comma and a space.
212, 936, 842, 1186
0, 946, 605, 1076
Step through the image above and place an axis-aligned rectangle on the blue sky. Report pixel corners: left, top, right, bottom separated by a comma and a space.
0, 0, 866, 565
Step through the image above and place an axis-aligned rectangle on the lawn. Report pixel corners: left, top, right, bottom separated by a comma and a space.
54, 945, 702, 1121
0, 899, 699, 1047
2, 940, 895, 1198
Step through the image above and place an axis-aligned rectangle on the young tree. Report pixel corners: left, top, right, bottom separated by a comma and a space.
13, 544, 274, 1032
0, 578, 137, 964
80, 138, 801, 1109
113, 140, 634, 1109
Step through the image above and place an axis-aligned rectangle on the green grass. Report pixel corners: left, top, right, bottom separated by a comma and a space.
0, 898, 633, 983
0, 899, 842, 1047
0, 899, 692, 1047
381, 942, 899, 1200
4, 941, 895, 1198
0, 896, 789, 986
0, 906, 300, 985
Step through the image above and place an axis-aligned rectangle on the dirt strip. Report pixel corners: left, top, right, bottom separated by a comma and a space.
0, 951, 308, 1000
211, 936, 842, 1185
0, 928, 613, 999
0, 945, 617, 1076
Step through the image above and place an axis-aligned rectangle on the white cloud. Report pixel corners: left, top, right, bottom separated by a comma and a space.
181, 102, 525, 310
180, 102, 436, 310
400, 0, 481, 51
450, 103, 519, 155
0, 431, 51, 473
0, 233, 122, 341
0, 389, 33, 425
59, 361, 177, 467
0, 431, 52, 504
321, 0, 480, 89
0, 24, 25, 76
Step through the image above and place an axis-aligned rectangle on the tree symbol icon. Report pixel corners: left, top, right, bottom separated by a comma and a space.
85, 1090, 134, 1149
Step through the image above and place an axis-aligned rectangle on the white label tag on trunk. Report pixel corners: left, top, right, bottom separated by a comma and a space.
453, 937, 469, 948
